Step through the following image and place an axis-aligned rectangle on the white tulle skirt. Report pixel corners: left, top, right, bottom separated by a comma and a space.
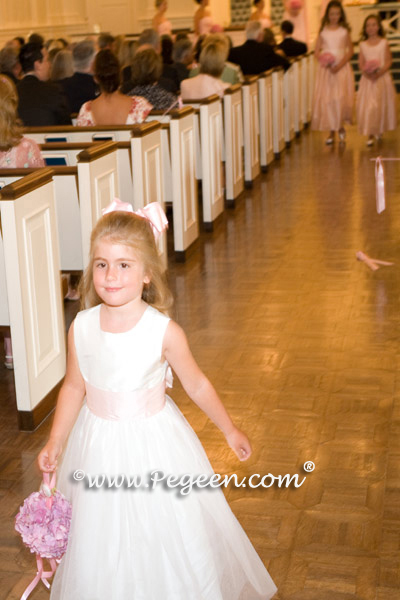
50, 398, 277, 599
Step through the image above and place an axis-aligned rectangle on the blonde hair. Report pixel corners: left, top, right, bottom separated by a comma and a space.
50, 49, 74, 80
79, 211, 173, 315
199, 40, 228, 77
0, 75, 22, 151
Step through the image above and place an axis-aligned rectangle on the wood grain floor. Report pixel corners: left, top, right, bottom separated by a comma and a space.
1, 121, 400, 599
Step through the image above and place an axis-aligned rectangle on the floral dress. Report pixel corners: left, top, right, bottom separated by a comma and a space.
0, 137, 44, 168
76, 97, 152, 126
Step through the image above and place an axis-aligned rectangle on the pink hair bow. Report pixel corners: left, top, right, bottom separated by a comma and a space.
102, 198, 168, 240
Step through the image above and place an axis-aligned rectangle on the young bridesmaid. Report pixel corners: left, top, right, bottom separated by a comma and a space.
357, 14, 397, 146
312, 0, 354, 144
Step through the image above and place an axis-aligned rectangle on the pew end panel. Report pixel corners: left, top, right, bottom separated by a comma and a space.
130, 122, 167, 268
242, 77, 261, 188
169, 108, 199, 259
272, 68, 285, 159
223, 84, 244, 207
283, 63, 296, 146
77, 142, 120, 268
0, 168, 66, 430
257, 71, 274, 172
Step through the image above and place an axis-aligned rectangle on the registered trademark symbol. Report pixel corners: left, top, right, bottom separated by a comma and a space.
304, 461, 315, 472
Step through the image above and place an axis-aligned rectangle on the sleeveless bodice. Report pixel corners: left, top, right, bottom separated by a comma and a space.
74, 304, 171, 419
360, 38, 387, 67
320, 27, 349, 62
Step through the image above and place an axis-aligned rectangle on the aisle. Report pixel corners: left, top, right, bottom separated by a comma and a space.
1, 123, 400, 599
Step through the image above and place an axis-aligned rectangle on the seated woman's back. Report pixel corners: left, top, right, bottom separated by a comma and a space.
76, 49, 151, 126
89, 93, 134, 125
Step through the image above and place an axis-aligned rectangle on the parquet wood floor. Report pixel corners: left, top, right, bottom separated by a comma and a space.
1, 121, 400, 599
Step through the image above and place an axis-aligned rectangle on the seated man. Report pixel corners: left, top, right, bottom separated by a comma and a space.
278, 21, 308, 57
228, 21, 289, 75
59, 40, 98, 113
17, 42, 71, 126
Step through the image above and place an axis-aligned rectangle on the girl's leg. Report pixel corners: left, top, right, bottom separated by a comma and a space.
338, 127, 346, 142
325, 130, 335, 145
4, 335, 13, 370
367, 135, 374, 146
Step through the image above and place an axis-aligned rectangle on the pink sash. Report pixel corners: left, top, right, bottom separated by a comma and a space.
85, 379, 168, 420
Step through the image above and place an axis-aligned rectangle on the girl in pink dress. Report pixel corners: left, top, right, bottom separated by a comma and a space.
152, 0, 173, 37
356, 14, 397, 146
283, 0, 308, 44
312, 0, 354, 145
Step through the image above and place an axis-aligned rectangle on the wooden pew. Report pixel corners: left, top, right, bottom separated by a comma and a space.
0, 169, 66, 431
27, 120, 187, 262
183, 95, 224, 231
257, 70, 274, 172
291, 58, 303, 137
283, 64, 295, 147
0, 141, 120, 272
272, 67, 285, 159
242, 76, 261, 187
25, 124, 135, 207
145, 109, 199, 260
222, 84, 244, 206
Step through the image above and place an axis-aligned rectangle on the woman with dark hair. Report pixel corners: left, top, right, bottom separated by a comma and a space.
76, 49, 152, 125
126, 48, 178, 111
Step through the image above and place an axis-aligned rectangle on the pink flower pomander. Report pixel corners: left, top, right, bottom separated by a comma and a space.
364, 59, 380, 74
15, 488, 71, 559
319, 52, 336, 67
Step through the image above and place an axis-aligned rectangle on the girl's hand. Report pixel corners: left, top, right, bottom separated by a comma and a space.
226, 427, 252, 461
38, 439, 62, 473
330, 63, 341, 74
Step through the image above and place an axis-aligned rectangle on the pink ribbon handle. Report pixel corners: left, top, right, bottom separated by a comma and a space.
20, 556, 57, 600
375, 157, 385, 214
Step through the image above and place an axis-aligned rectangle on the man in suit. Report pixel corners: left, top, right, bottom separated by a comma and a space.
59, 40, 98, 114
17, 42, 71, 126
278, 21, 308, 57
228, 21, 289, 75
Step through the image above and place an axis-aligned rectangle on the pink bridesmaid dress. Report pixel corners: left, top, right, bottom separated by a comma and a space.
311, 27, 355, 131
356, 38, 397, 136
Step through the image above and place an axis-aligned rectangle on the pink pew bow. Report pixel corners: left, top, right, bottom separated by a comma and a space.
356, 251, 394, 271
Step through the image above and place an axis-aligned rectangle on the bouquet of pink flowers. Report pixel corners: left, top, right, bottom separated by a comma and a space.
364, 59, 380, 74
15, 472, 71, 599
318, 52, 336, 67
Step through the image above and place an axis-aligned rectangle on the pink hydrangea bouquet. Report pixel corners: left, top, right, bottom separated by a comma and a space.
15, 472, 71, 599
318, 52, 336, 67
364, 59, 380, 74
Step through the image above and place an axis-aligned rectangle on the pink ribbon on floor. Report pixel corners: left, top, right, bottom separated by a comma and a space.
356, 251, 394, 271
102, 198, 168, 240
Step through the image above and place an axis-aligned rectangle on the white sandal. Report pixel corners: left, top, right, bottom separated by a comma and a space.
4, 355, 13, 369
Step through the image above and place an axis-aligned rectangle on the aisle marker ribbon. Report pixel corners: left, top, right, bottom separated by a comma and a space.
371, 157, 400, 214
102, 199, 168, 240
